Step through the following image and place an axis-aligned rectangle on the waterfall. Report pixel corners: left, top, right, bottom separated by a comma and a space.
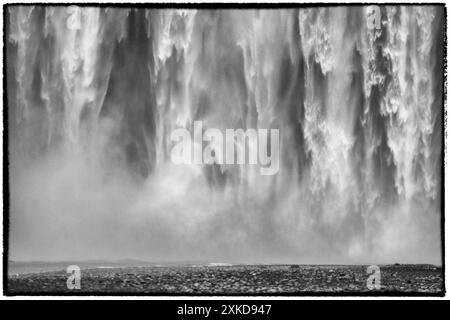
6, 6, 444, 264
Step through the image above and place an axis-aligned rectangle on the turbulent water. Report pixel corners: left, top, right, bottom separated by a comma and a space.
6, 6, 444, 264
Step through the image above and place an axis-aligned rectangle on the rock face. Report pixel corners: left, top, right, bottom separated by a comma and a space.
7, 264, 444, 295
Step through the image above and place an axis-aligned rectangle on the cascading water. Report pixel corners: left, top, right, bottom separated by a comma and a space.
6, 6, 444, 264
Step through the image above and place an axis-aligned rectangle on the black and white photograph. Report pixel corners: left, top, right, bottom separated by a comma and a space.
1, 1, 446, 298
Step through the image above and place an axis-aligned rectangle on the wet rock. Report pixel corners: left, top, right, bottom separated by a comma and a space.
7, 264, 444, 294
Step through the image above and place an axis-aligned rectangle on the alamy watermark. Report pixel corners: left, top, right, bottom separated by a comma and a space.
366, 6, 381, 30
170, 121, 280, 176
66, 265, 81, 290
366, 265, 381, 290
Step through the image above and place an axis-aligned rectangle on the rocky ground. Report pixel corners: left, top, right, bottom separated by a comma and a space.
7, 264, 443, 294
